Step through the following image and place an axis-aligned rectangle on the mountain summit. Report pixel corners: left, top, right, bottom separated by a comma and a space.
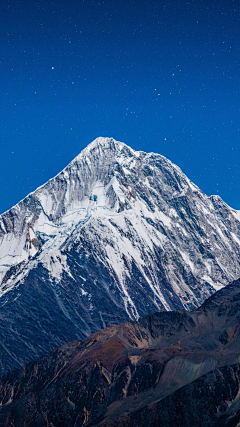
0, 137, 240, 374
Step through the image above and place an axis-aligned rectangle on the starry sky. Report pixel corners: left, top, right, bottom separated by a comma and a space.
1, 0, 240, 214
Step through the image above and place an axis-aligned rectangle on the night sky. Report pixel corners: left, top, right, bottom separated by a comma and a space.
1, 0, 240, 214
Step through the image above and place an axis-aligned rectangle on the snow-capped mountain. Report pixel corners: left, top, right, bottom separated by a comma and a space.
0, 136, 240, 374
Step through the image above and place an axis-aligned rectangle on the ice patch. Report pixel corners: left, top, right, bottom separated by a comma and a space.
232, 210, 240, 222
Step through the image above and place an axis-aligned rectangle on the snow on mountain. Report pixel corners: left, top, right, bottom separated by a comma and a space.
0, 136, 240, 374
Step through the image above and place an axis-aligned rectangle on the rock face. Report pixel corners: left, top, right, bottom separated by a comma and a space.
100, 364, 240, 427
1, 137, 240, 374
1, 279, 240, 426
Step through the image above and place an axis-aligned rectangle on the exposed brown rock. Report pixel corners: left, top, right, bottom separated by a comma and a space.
1, 279, 240, 426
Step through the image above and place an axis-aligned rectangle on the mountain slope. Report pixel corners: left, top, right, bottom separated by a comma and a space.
100, 364, 240, 427
1, 137, 240, 374
1, 279, 240, 426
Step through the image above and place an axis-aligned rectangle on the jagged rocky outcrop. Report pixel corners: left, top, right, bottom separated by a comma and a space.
1, 137, 240, 374
100, 364, 240, 427
1, 279, 240, 426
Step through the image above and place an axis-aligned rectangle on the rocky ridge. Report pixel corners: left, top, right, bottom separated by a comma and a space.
1, 279, 240, 426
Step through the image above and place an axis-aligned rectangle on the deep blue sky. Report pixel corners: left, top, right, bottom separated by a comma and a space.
1, 0, 240, 213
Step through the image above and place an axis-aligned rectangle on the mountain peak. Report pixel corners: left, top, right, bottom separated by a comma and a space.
74, 137, 138, 165
1, 137, 240, 375
80, 136, 127, 155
